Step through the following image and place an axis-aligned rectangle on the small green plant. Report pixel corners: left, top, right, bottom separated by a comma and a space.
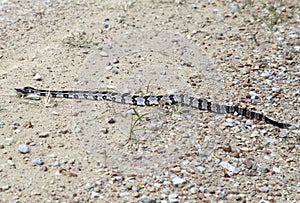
127, 108, 150, 146
240, 0, 296, 43
63, 31, 99, 48
263, 2, 284, 30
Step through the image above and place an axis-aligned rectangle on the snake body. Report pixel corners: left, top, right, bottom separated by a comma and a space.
15, 87, 291, 129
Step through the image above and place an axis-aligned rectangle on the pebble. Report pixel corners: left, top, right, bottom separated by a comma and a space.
39, 132, 50, 138
163, 180, 171, 185
272, 166, 281, 173
244, 160, 253, 169
105, 65, 113, 70
199, 186, 206, 193
230, 3, 239, 12
190, 187, 198, 194
197, 166, 206, 173
171, 166, 181, 173
279, 130, 287, 138
33, 73, 42, 81
259, 200, 270, 203
7, 160, 15, 167
219, 162, 238, 173
84, 183, 96, 190
171, 114, 181, 120
32, 158, 44, 166
168, 193, 179, 203
172, 177, 186, 186
102, 21, 110, 29
251, 131, 259, 137
18, 144, 30, 154
91, 191, 100, 198
245, 120, 253, 126
119, 192, 130, 197
259, 166, 270, 173
74, 127, 82, 133
224, 118, 234, 127
249, 91, 260, 99
99, 51, 109, 57
1, 185, 10, 191
265, 138, 278, 143
262, 186, 269, 193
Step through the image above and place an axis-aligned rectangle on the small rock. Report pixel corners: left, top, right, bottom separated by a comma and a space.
259, 200, 270, 203
171, 166, 181, 173
171, 114, 181, 120
108, 118, 116, 124
105, 66, 113, 70
168, 193, 179, 203
99, 51, 109, 57
7, 160, 15, 167
1, 185, 10, 191
262, 186, 269, 193
251, 131, 259, 137
84, 183, 96, 190
272, 166, 281, 173
163, 180, 171, 185
224, 118, 234, 127
245, 120, 253, 126
197, 166, 206, 173
99, 128, 108, 134
125, 182, 133, 190
172, 177, 186, 186
261, 72, 272, 78
74, 127, 82, 133
18, 144, 30, 154
230, 3, 239, 12
265, 138, 278, 143
119, 192, 130, 197
219, 162, 238, 173
91, 191, 100, 198
244, 160, 253, 169
279, 130, 287, 138
259, 166, 270, 173
33, 73, 42, 81
102, 21, 110, 29
206, 186, 216, 194
112, 58, 119, 64
190, 187, 198, 194
222, 145, 232, 152
40, 166, 47, 172
39, 132, 50, 138
94, 186, 101, 193
132, 186, 138, 192
199, 186, 206, 193
272, 87, 281, 92
32, 158, 44, 166
249, 91, 260, 99
186, 167, 195, 174
14, 129, 21, 133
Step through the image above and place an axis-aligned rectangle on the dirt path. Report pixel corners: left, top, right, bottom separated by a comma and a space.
1, 0, 299, 202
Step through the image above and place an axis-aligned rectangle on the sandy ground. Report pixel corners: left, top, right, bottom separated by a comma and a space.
0, 0, 299, 202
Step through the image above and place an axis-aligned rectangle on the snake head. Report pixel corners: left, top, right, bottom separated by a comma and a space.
14, 87, 37, 95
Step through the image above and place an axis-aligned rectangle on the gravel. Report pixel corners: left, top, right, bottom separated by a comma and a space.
18, 144, 29, 154
32, 158, 44, 166
1, 0, 299, 202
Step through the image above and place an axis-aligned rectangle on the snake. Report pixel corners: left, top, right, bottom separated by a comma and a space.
15, 86, 291, 129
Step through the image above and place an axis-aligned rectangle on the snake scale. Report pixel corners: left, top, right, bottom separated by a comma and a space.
15, 86, 291, 129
